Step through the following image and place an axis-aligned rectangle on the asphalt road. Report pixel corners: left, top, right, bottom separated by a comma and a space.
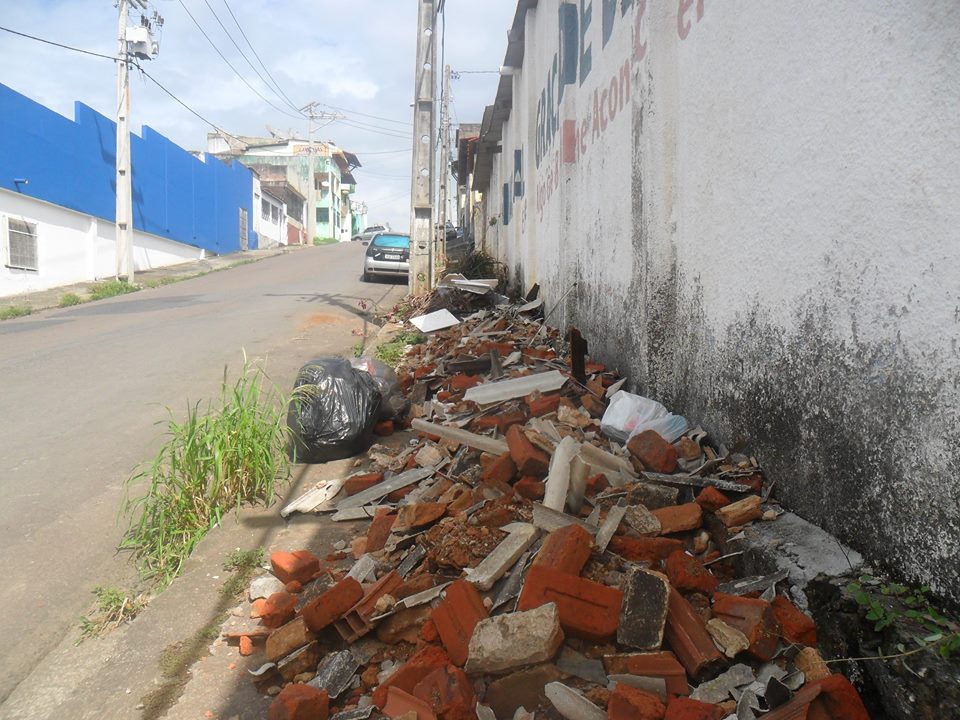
0, 243, 406, 704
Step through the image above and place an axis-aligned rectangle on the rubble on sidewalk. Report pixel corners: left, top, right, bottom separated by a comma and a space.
228, 293, 875, 720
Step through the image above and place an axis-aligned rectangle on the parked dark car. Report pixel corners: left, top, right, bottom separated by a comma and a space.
352, 225, 387, 243
362, 232, 410, 281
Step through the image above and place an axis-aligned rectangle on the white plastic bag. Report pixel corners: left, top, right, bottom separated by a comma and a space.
627, 413, 688, 444
600, 390, 668, 442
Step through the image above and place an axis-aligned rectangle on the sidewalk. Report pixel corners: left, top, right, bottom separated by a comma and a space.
1, 244, 297, 316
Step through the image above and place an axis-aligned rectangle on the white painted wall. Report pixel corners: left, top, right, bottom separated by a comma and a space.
257, 190, 286, 248
481, 1, 960, 600
0, 188, 203, 297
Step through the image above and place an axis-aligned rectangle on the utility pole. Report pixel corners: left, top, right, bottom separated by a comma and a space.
409, 0, 437, 294
115, 0, 160, 283
115, 0, 132, 282
438, 63, 451, 267
301, 102, 319, 244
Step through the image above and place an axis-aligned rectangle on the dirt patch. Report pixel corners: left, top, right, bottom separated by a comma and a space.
298, 312, 344, 330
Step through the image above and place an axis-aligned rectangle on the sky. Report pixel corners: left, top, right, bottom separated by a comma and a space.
0, 0, 517, 230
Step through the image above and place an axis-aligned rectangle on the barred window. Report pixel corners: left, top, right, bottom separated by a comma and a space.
6, 218, 38, 271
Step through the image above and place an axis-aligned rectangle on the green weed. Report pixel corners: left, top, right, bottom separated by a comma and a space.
120, 360, 290, 588
374, 331, 427, 367
59, 293, 83, 307
353, 341, 365, 358
313, 236, 338, 246
89, 279, 139, 301
77, 585, 148, 643
0, 305, 32, 320
221, 547, 264, 597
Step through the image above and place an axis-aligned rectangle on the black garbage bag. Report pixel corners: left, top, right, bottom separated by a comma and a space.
286, 357, 382, 463
350, 356, 410, 421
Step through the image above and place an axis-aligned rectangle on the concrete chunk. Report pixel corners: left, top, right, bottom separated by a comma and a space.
464, 603, 564, 674
618, 567, 669, 650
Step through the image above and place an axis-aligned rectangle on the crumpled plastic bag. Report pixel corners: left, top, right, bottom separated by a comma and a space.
600, 390, 688, 444
286, 357, 382, 463
350, 356, 410, 421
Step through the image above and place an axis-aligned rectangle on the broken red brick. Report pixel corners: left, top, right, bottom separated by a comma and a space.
810, 673, 870, 720
586, 472, 610, 494
395, 574, 437, 599
652, 503, 703, 534
268, 684, 329, 720
365, 507, 397, 552
526, 392, 562, 417
301, 577, 364, 632
665, 551, 719, 596
514, 476, 546, 500
448, 373, 482, 392
376, 605, 433, 645
608, 683, 666, 720
664, 588, 724, 679
284, 580, 303, 594
676, 437, 702, 462
506, 425, 550, 476
259, 592, 298, 629
344, 471, 385, 496
580, 394, 606, 418
609, 536, 685, 564
414, 363, 436, 379
533, 524, 593, 576
470, 415, 501, 431
334, 570, 404, 642
711, 593, 780, 662
518, 564, 623, 643
238, 635, 254, 656
412, 663, 476, 717
394, 502, 447, 532
372, 645, 451, 708
387, 483, 416, 502
382, 687, 437, 720
664, 697, 726, 720
481, 452, 517, 485
694, 487, 731, 513
271, 550, 321, 586
627, 430, 679, 474
431, 579, 489, 666
373, 419, 395, 436
603, 652, 688, 697
771, 595, 817, 646
420, 617, 440, 643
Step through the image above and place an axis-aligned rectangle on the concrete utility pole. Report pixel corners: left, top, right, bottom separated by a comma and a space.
409, 0, 437, 294
115, 0, 133, 282
438, 63, 451, 267
301, 102, 320, 244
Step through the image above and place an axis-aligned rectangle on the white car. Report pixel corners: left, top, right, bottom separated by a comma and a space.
352, 225, 388, 243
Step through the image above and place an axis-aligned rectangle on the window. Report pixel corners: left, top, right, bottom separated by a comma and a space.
5, 217, 38, 271
261, 198, 271, 221
271, 205, 280, 223
317, 207, 330, 224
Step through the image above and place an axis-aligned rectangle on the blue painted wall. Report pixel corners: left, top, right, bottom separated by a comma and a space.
0, 82, 256, 254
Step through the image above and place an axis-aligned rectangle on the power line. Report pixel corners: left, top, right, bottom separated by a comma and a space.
0, 24, 117, 61
333, 118, 411, 139
175, 0, 304, 121
201, 0, 302, 114
322, 103, 412, 127
351, 148, 412, 155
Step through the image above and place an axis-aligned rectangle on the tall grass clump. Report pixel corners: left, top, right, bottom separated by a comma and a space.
89, 278, 139, 301
121, 360, 290, 587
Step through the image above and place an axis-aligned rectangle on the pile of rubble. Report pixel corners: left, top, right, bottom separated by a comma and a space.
229, 298, 871, 720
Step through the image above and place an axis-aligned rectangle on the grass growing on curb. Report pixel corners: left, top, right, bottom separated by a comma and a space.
77, 586, 148, 643
89, 278, 139, 301
120, 361, 290, 588
220, 547, 265, 598
59, 293, 83, 307
0, 305, 32, 320
375, 331, 427, 367
313, 236, 338, 246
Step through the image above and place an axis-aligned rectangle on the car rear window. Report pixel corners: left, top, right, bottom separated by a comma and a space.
372, 234, 410, 248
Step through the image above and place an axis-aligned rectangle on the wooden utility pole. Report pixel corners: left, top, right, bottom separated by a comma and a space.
408, 0, 437, 294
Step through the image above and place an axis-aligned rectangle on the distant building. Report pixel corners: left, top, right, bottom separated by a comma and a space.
208, 132, 360, 242
453, 123, 481, 243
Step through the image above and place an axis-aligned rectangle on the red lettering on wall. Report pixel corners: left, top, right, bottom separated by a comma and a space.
562, 120, 577, 163
678, 0, 706, 40
633, 0, 647, 61
607, 75, 619, 121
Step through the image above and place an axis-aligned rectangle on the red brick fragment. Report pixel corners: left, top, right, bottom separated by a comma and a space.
420, 617, 440, 643
481, 452, 517, 485
344, 471, 384, 496
526, 392, 562, 417
665, 551, 719, 595
811, 673, 870, 720
711, 593, 780, 661
271, 550, 321, 585
694, 487, 731, 513
664, 696, 726, 720
448, 373, 482, 392
603, 652, 688, 697
771, 595, 817, 646
431, 579, 489, 666
664, 588, 724, 679
395, 574, 437, 599
533, 524, 593, 576
238, 635, 254, 656
260, 592, 298, 629
652, 503, 703, 534
387, 484, 416, 502
412, 663, 476, 716
518, 564, 623, 643
372, 645, 451, 708
514, 476, 545, 500
506, 425, 550, 476
373, 419, 394, 436
301, 577, 364, 632
268, 684, 329, 720
284, 580, 303, 594
382, 687, 437, 720
627, 430, 678, 473
610, 535, 684, 564
365, 507, 397, 552
608, 683, 666, 720
586, 473, 610, 494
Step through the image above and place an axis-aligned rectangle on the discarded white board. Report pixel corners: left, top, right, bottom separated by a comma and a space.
411, 419, 509, 455
438, 273, 497, 294
331, 506, 382, 522
347, 554, 377, 582
544, 436, 579, 511
410, 308, 460, 333
336, 467, 434, 510
281, 478, 345, 517
532, 503, 599, 535
605, 377, 627, 399
567, 454, 590, 514
465, 522, 538, 591
463, 370, 568, 406
578, 442, 636, 477
545, 682, 606, 720
518, 297, 544, 313
594, 502, 626, 552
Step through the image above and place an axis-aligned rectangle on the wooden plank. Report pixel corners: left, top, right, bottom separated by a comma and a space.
641, 471, 754, 494
411, 419, 509, 455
